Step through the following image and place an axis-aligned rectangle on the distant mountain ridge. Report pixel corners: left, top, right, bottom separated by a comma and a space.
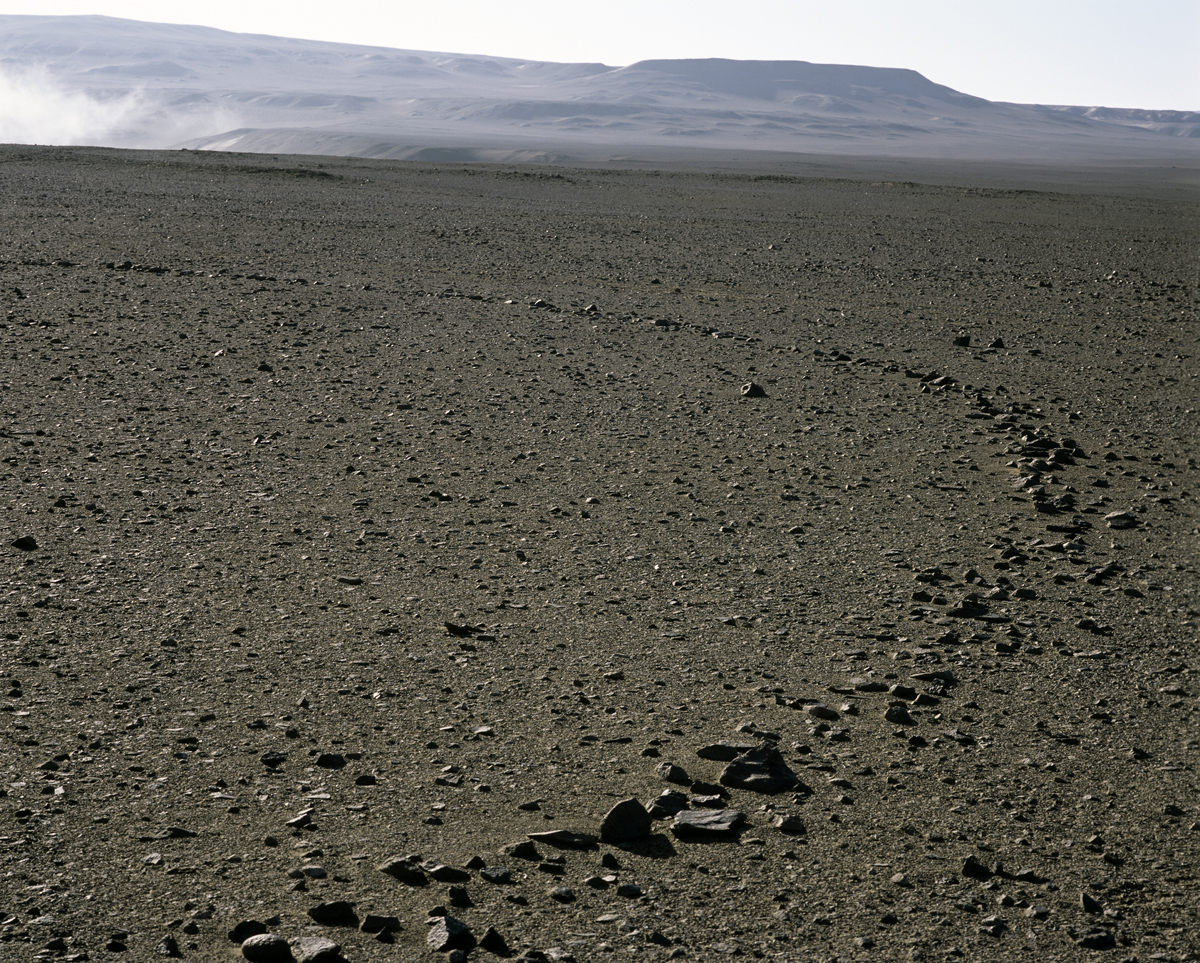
1, 14, 1197, 163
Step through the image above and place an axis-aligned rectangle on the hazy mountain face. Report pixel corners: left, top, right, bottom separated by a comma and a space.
1, 14, 1197, 162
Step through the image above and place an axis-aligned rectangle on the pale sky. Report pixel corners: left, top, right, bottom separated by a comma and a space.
2, 0, 1197, 110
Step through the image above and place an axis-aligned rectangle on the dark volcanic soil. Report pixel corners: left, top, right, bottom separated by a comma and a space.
0, 146, 1197, 963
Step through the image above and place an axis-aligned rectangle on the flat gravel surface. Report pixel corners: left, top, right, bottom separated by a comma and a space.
1, 146, 1197, 962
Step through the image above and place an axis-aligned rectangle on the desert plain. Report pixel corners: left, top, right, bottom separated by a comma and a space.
0, 145, 1197, 962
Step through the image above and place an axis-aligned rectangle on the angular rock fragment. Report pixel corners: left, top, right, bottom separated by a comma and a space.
771, 813, 806, 835
241, 933, 291, 962
377, 856, 427, 885
527, 830, 597, 849
719, 742, 799, 794
229, 921, 269, 943
671, 809, 746, 837
645, 790, 689, 819
427, 915, 474, 952
599, 797, 653, 843
360, 914, 401, 933
306, 901, 357, 926
420, 860, 471, 882
1103, 511, 1137, 529
289, 936, 341, 963
500, 840, 540, 860
696, 741, 757, 761
655, 761, 690, 784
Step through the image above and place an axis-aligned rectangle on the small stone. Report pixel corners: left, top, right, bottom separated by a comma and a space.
645, 790, 689, 819
377, 856, 427, 885
891, 873, 910, 887
241, 933, 291, 962
420, 860, 471, 882
479, 927, 511, 956
696, 741, 757, 761
740, 381, 767, 398
229, 921, 269, 943
480, 866, 513, 885
260, 751, 288, 768
11, 535, 38, 551
1080, 891, 1103, 913
719, 742, 799, 794
427, 915, 474, 952
804, 703, 839, 721
289, 936, 341, 963
671, 809, 746, 837
1069, 926, 1115, 949
547, 885, 576, 902
655, 761, 691, 784
527, 830, 597, 849
306, 901, 357, 926
884, 705, 915, 725
315, 753, 346, 769
360, 914, 401, 933
154, 935, 182, 957
501, 840, 541, 860
599, 797, 653, 843
771, 813, 806, 835
447, 886, 472, 907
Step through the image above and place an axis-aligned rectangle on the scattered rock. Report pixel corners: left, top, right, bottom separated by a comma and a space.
527, 830, 597, 849
305, 901, 357, 927
377, 856, 427, 885
740, 381, 767, 398
241, 933, 292, 962
427, 915, 474, 952
1103, 511, 1138, 529
671, 809, 746, 837
718, 742, 799, 794
655, 761, 691, 784
599, 797, 653, 843
696, 741, 758, 761
289, 936, 341, 963
11, 535, 38, 551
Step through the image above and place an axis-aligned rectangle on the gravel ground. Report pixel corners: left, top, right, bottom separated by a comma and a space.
1, 146, 1197, 962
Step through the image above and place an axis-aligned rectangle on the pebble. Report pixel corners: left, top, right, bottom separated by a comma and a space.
671, 809, 746, 837
501, 840, 541, 860
360, 914, 401, 933
740, 381, 767, 398
547, 885, 576, 902
290, 936, 341, 963
696, 741, 757, 761
527, 830, 597, 849
655, 761, 691, 784
427, 915, 474, 951
599, 797, 653, 843
718, 742, 799, 794
10, 535, 38, 551
377, 856, 427, 885
771, 813, 806, 835
646, 790, 690, 819
1103, 511, 1138, 529
884, 705, 916, 725
229, 921, 269, 943
421, 860, 471, 882
305, 901, 357, 926
241, 934, 291, 962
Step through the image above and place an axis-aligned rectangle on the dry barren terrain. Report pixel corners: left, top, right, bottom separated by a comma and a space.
0, 146, 1197, 962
